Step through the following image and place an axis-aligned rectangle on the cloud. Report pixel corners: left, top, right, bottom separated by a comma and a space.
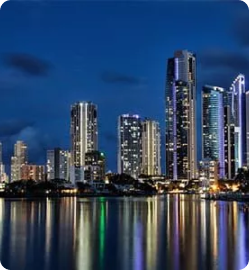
199, 49, 249, 71
199, 49, 249, 88
103, 132, 116, 143
0, 120, 35, 138
232, 11, 249, 47
2, 53, 51, 76
100, 71, 144, 86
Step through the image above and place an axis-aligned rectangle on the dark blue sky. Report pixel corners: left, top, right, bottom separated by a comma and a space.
0, 1, 249, 173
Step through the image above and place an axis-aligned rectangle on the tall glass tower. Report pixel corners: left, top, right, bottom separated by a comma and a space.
230, 74, 246, 171
202, 85, 225, 178
118, 114, 142, 179
165, 50, 197, 180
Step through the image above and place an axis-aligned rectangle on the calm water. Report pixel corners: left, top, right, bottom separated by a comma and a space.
0, 195, 249, 270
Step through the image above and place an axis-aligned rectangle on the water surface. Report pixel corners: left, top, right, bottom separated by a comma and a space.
0, 195, 248, 270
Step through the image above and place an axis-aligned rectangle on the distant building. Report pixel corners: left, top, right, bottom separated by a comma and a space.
11, 141, 28, 182
21, 165, 45, 181
47, 148, 71, 181
0, 142, 8, 182
84, 151, 106, 181
141, 119, 161, 176
118, 114, 142, 179
202, 85, 225, 178
165, 50, 197, 180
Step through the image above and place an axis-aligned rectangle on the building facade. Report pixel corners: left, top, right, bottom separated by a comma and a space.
21, 165, 45, 181
230, 74, 246, 171
11, 141, 28, 182
202, 85, 225, 178
224, 103, 236, 179
84, 151, 106, 181
47, 148, 71, 181
118, 114, 142, 179
71, 101, 98, 168
141, 119, 161, 176
165, 50, 197, 180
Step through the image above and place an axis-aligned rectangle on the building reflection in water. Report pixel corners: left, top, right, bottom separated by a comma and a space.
0, 195, 249, 270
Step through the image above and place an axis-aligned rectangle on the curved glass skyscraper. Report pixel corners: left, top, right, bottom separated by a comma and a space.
202, 85, 225, 178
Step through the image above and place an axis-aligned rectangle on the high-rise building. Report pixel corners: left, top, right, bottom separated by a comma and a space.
21, 165, 45, 181
118, 114, 142, 179
246, 91, 249, 167
84, 151, 106, 181
0, 142, 8, 182
230, 74, 246, 171
165, 50, 197, 180
141, 119, 161, 176
11, 141, 28, 182
224, 101, 236, 179
47, 148, 71, 181
70, 101, 98, 182
202, 85, 225, 178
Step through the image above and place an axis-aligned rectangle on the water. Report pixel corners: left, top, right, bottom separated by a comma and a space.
0, 195, 249, 270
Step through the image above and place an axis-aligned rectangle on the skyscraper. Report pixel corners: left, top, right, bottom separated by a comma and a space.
165, 50, 197, 180
246, 91, 249, 167
141, 119, 161, 176
202, 85, 225, 178
70, 101, 98, 175
224, 100, 236, 179
230, 74, 246, 171
47, 148, 71, 181
118, 114, 142, 179
11, 141, 28, 182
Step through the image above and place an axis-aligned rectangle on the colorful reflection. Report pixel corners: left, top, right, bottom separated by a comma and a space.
0, 196, 248, 270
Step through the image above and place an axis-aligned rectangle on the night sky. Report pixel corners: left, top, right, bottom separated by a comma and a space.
0, 1, 249, 174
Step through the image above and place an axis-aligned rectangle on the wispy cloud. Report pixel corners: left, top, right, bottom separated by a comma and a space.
2, 53, 52, 76
100, 71, 145, 86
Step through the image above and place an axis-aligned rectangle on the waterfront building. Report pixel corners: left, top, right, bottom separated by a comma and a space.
70, 101, 98, 182
47, 148, 71, 181
11, 141, 28, 182
0, 142, 8, 182
21, 164, 45, 181
230, 74, 246, 171
118, 114, 142, 179
141, 119, 161, 176
224, 91, 236, 180
84, 151, 106, 181
199, 159, 219, 185
165, 50, 197, 180
202, 85, 225, 178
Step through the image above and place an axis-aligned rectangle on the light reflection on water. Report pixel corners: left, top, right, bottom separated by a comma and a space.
0, 195, 249, 270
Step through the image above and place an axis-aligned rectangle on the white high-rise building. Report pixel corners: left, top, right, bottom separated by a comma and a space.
141, 119, 161, 176
230, 74, 246, 171
70, 101, 98, 182
0, 142, 8, 182
246, 91, 249, 167
118, 114, 142, 179
11, 141, 28, 182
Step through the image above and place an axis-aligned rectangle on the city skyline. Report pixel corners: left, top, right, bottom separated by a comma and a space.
0, 1, 249, 173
